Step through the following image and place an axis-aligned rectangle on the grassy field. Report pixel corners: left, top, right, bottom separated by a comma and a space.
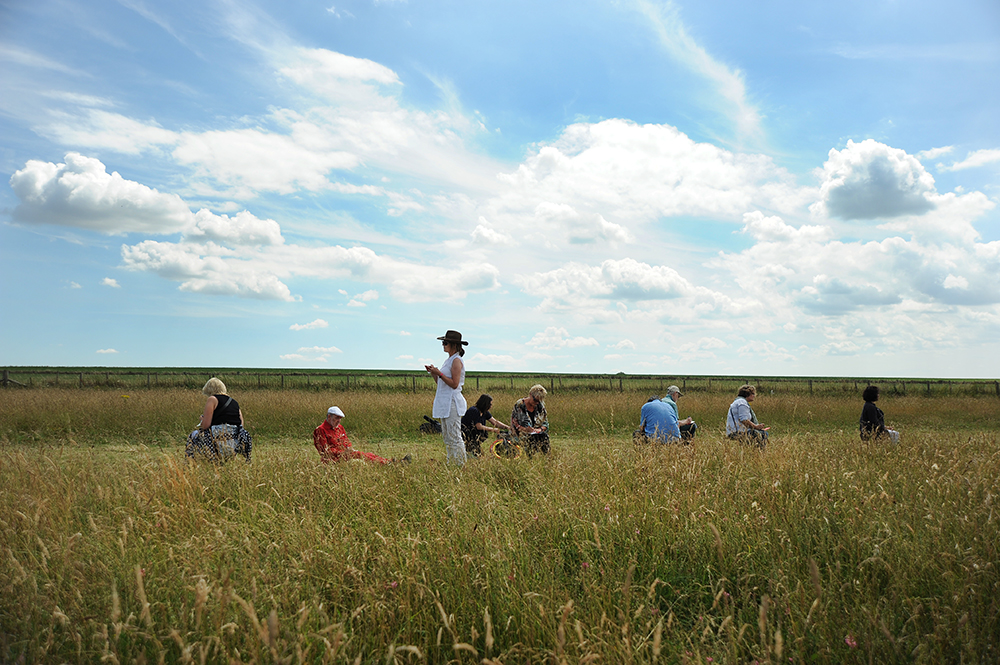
1, 387, 998, 663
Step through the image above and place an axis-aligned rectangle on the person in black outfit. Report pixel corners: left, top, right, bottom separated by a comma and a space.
186, 377, 252, 462
859, 385, 899, 444
461, 394, 509, 456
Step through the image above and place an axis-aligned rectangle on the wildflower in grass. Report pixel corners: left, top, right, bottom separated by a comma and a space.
581, 562, 590, 570
845, 634, 857, 648
604, 505, 610, 511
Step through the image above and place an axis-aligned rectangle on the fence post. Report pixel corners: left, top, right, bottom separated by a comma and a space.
79, 373, 83, 388
477, 376, 480, 391
412, 376, 416, 392
926, 381, 931, 395
147, 373, 150, 389
809, 380, 813, 395
550, 377, 554, 394
995, 381, 999, 397
619, 376, 623, 392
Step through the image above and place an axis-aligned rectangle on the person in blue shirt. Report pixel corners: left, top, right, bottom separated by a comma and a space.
638, 395, 681, 443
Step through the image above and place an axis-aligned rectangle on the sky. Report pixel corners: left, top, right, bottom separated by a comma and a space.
1, 0, 999, 378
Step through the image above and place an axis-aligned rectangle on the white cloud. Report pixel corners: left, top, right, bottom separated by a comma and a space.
185, 209, 284, 246
290, 318, 329, 330
10, 153, 193, 234
399, 330, 411, 336
297, 345, 342, 354
102, 277, 120, 288
281, 345, 342, 362
493, 120, 803, 231
527, 327, 599, 350
96, 348, 118, 354
396, 354, 413, 360
631, 0, 762, 140
68, 281, 81, 289
471, 218, 515, 246
611, 339, 636, 350
943, 274, 969, 290
938, 148, 1000, 172
812, 139, 936, 220
917, 146, 953, 161
36, 109, 178, 155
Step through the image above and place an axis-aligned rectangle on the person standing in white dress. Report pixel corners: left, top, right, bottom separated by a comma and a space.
425, 330, 468, 465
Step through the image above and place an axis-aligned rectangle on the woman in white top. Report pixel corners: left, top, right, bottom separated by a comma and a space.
425, 330, 468, 465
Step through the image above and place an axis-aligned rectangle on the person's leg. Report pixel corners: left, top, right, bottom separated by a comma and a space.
349, 449, 390, 464
529, 433, 550, 455
441, 412, 466, 466
680, 422, 697, 441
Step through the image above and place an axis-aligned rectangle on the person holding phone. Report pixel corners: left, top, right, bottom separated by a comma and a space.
425, 330, 468, 465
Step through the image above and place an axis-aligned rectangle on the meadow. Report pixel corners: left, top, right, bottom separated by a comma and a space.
1, 386, 998, 664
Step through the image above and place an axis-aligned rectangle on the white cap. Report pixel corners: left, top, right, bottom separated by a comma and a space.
327, 406, 345, 417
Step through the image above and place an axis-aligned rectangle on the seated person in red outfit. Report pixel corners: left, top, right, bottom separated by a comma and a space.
313, 406, 390, 464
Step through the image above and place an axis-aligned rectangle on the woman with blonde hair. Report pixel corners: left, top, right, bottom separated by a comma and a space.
511, 384, 550, 456
185, 377, 252, 463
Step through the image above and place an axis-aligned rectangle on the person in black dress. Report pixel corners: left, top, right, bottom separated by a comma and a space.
859, 385, 899, 444
461, 393, 509, 456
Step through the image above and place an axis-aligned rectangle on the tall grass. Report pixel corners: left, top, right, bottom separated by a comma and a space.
1, 388, 998, 662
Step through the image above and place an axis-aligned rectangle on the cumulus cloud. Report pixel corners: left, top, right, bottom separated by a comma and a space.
611, 339, 636, 350
10, 153, 193, 234
516, 258, 728, 321
185, 209, 284, 246
471, 218, 515, 246
121, 234, 500, 303
938, 148, 1000, 172
281, 345, 342, 362
290, 318, 329, 330
917, 146, 953, 161
96, 348, 118, 354
813, 139, 936, 220
68, 281, 81, 289
493, 120, 803, 230
527, 327, 599, 350
102, 277, 120, 288
347, 289, 379, 306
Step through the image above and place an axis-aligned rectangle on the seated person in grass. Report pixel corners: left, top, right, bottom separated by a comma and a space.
859, 385, 899, 444
511, 384, 550, 456
186, 377, 252, 463
461, 393, 509, 457
725, 384, 768, 449
637, 394, 681, 444
662, 385, 697, 441
313, 407, 391, 464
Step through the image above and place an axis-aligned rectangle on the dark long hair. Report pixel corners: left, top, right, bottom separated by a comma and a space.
862, 385, 879, 402
475, 394, 492, 413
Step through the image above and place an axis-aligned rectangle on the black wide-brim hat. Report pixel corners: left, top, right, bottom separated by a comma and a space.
437, 330, 469, 346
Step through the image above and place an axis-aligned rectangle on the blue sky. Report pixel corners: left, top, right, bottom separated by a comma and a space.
2, 0, 999, 377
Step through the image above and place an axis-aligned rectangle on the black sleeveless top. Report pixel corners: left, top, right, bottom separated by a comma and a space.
210, 395, 241, 426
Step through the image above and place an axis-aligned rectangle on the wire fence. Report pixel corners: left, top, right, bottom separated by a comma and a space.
3, 368, 998, 398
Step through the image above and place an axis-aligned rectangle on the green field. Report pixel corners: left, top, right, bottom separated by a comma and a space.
1, 386, 998, 663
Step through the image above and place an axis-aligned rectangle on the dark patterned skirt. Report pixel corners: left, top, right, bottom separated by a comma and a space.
186, 424, 252, 463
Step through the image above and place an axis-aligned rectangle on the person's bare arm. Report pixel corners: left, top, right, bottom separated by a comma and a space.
199, 396, 218, 430
429, 357, 463, 389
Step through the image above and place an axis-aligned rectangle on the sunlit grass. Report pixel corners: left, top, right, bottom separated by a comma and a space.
1, 388, 998, 662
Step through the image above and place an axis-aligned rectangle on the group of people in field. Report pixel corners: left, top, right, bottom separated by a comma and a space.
185, 328, 900, 465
